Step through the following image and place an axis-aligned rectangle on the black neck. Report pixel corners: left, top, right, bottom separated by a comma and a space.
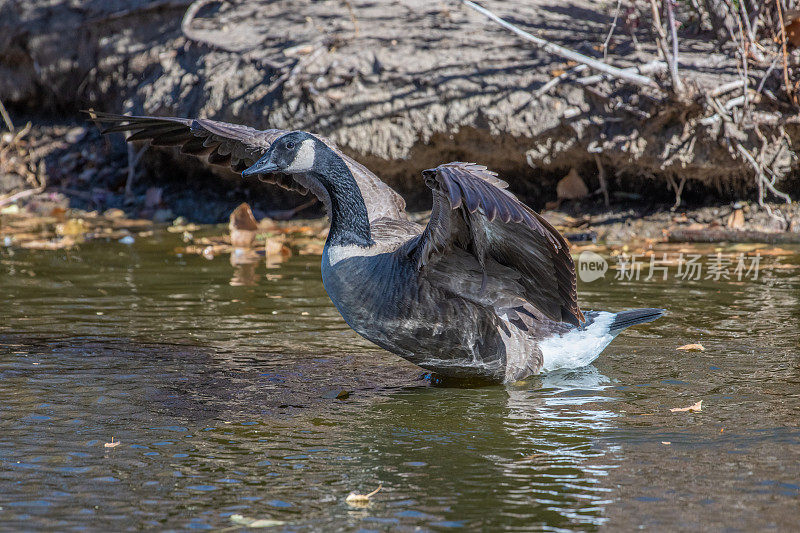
313, 150, 373, 247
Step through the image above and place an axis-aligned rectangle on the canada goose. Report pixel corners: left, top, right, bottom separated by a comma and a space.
91, 112, 663, 383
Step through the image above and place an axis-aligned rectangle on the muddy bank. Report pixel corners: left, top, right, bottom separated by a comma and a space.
1, 0, 799, 222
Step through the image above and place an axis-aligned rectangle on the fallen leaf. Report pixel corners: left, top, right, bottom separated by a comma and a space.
670, 400, 703, 413
515, 453, 546, 462
230, 203, 259, 248
677, 343, 705, 352
726, 209, 744, 229
346, 484, 382, 507
56, 218, 87, 237
104, 437, 120, 448
103, 208, 126, 219
229, 514, 286, 528
556, 168, 589, 200
785, 11, 800, 47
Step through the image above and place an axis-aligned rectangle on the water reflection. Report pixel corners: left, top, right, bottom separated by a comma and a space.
0, 239, 799, 530
229, 248, 260, 286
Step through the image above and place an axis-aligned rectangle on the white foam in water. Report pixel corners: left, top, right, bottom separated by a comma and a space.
539, 312, 616, 372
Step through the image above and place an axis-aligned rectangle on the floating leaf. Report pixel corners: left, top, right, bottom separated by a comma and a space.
670, 400, 702, 413
230, 203, 259, 248
229, 514, 286, 528
345, 484, 382, 507
677, 343, 705, 352
56, 218, 87, 237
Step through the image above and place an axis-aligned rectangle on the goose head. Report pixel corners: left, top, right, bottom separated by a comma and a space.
242, 131, 321, 177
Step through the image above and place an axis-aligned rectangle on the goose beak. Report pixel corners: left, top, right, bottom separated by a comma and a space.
242, 160, 278, 177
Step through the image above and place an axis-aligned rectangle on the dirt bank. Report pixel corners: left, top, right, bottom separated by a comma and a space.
1, 0, 799, 224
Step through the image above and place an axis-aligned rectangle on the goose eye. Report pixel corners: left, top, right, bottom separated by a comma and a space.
285, 141, 295, 150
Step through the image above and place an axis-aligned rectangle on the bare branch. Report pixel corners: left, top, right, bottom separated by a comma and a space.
534, 65, 588, 98
650, 0, 683, 94
736, 142, 792, 207
709, 79, 745, 97
461, 0, 659, 89
0, 187, 43, 208
774, 0, 797, 105
576, 60, 666, 85
602, 0, 623, 60
593, 154, 610, 208
665, 0, 684, 94
0, 99, 14, 132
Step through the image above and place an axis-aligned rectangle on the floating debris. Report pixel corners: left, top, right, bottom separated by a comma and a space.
104, 437, 120, 448
322, 389, 350, 400
345, 484, 382, 507
229, 202, 259, 248
677, 343, 705, 352
118, 235, 135, 245
229, 514, 286, 528
670, 400, 703, 413
55, 218, 87, 237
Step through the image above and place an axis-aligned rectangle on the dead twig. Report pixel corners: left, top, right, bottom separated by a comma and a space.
665, 173, 686, 210
342, 0, 360, 37
735, 142, 791, 211
602, 0, 623, 60
576, 59, 665, 85
650, 0, 683, 94
709, 79, 745, 97
665, 0, 684, 94
461, 0, 659, 89
593, 154, 610, 207
534, 65, 587, 99
737, 0, 764, 62
756, 55, 780, 94
0, 187, 41, 208
774, 0, 796, 105
0, 99, 14, 132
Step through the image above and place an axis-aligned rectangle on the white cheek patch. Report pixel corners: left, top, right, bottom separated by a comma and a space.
286, 139, 315, 172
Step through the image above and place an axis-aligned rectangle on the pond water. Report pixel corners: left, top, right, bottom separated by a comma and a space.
0, 233, 799, 531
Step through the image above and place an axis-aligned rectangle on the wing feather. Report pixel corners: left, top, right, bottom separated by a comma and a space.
86, 111, 407, 222
412, 162, 583, 326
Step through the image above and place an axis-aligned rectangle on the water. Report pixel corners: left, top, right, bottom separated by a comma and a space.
1, 234, 799, 531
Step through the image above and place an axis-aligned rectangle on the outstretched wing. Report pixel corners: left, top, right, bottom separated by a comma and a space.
410, 162, 583, 326
86, 111, 407, 221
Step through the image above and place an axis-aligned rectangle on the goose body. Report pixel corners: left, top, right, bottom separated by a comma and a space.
92, 112, 663, 383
